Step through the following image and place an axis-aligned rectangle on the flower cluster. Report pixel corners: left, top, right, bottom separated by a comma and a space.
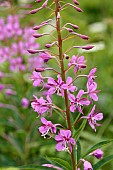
29, 0, 104, 169
0, 14, 43, 108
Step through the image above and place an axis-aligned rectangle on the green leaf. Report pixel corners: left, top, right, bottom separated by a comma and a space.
93, 155, 113, 170
76, 140, 81, 162
46, 157, 72, 170
82, 139, 113, 158
18, 165, 53, 169
74, 119, 87, 140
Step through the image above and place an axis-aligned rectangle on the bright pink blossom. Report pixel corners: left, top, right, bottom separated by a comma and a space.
68, 55, 86, 74
31, 95, 52, 116
39, 117, 56, 138
55, 130, 76, 152
87, 82, 100, 101
82, 105, 103, 131
83, 160, 93, 170
88, 68, 97, 84
31, 71, 43, 87
47, 75, 65, 96
62, 76, 77, 93
69, 90, 90, 114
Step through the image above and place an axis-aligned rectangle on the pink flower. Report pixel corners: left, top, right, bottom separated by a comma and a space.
39, 117, 56, 138
82, 105, 103, 131
89, 149, 103, 159
68, 55, 86, 74
69, 90, 90, 114
31, 95, 52, 116
87, 82, 100, 101
62, 76, 77, 93
39, 52, 52, 62
31, 71, 43, 87
55, 130, 76, 152
47, 75, 65, 96
21, 98, 29, 108
88, 68, 97, 85
83, 160, 93, 170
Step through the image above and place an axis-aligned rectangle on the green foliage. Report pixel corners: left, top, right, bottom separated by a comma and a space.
46, 157, 72, 170
93, 155, 113, 170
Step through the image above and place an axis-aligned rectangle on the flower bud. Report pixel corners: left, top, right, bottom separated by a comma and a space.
32, 34, 44, 38
70, 23, 79, 29
29, 7, 42, 14
82, 45, 94, 50
42, 0, 48, 8
73, 0, 79, 5
89, 149, 104, 159
27, 49, 39, 54
78, 34, 89, 40
45, 42, 55, 48
73, 6, 83, 12
65, 27, 73, 32
35, 68, 45, 72
39, 52, 52, 62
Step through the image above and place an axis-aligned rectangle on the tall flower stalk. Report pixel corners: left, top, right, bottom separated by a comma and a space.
29, 1, 105, 170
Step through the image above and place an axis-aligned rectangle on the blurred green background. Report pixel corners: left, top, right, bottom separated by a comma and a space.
0, 0, 113, 169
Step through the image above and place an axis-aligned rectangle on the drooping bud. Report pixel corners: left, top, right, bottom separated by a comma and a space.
69, 23, 79, 29
81, 45, 94, 50
33, 33, 48, 38
27, 49, 39, 54
39, 52, 52, 62
73, 45, 94, 50
32, 25, 43, 30
29, 7, 42, 14
73, 0, 79, 5
73, 5, 83, 12
35, 68, 45, 72
45, 42, 55, 48
65, 27, 73, 32
78, 34, 89, 40
72, 32, 89, 40
42, 0, 48, 8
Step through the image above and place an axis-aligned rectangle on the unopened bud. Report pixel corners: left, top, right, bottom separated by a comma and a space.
45, 42, 55, 48
78, 34, 89, 40
35, 68, 45, 72
33, 25, 42, 30
73, 0, 79, 5
70, 23, 79, 29
29, 7, 42, 14
65, 27, 73, 32
82, 45, 94, 50
27, 49, 39, 54
73, 5, 83, 12
42, 0, 48, 8
33, 34, 44, 38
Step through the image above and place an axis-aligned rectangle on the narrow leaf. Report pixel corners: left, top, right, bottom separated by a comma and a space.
76, 140, 81, 162
18, 165, 53, 169
74, 119, 87, 140
46, 157, 72, 170
82, 139, 113, 158
93, 154, 113, 170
